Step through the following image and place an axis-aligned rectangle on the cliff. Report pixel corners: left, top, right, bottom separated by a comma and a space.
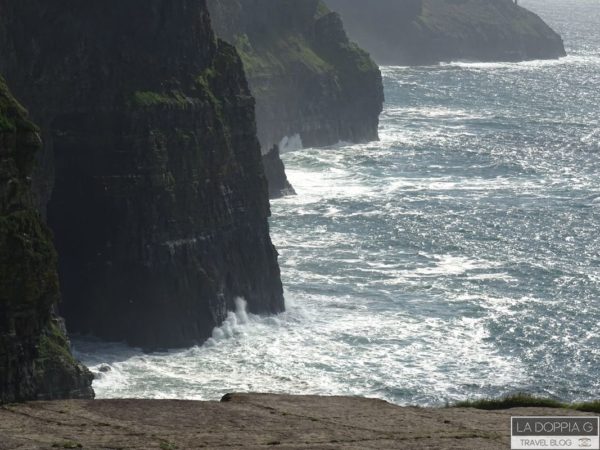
0, 394, 597, 449
0, 77, 93, 403
326, 0, 567, 65
208, 0, 384, 198
0, 0, 284, 349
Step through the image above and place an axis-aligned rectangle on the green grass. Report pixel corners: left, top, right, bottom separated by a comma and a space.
315, 0, 330, 19
0, 76, 38, 133
0, 113, 16, 132
417, 0, 550, 40
570, 401, 600, 414
159, 441, 178, 450
36, 320, 78, 372
236, 34, 334, 77
132, 91, 190, 108
454, 394, 600, 413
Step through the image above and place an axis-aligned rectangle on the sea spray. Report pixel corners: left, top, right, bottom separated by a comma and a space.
207, 298, 250, 345
74, 0, 600, 406
278, 134, 304, 153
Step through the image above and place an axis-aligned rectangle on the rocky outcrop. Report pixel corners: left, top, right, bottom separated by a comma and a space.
208, 0, 384, 198
326, 0, 566, 65
0, 77, 93, 403
262, 146, 296, 199
0, 0, 284, 349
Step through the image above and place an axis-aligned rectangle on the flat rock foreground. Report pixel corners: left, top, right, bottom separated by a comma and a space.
0, 393, 597, 449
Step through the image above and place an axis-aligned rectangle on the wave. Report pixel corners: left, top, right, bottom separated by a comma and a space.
205, 298, 250, 345
75, 21, 600, 405
278, 134, 303, 153
442, 54, 599, 69
381, 106, 493, 121
381, 54, 600, 74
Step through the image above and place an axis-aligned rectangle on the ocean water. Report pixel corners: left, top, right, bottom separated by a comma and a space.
74, 0, 600, 406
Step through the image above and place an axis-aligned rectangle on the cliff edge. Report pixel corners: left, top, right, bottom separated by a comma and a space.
0, 394, 597, 449
0, 0, 284, 349
208, 0, 384, 198
0, 77, 93, 403
326, 0, 567, 65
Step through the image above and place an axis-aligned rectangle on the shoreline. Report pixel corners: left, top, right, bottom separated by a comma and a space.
1, 393, 597, 449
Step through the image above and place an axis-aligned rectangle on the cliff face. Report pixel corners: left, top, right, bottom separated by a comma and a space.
0, 0, 284, 349
0, 77, 93, 403
326, 0, 566, 65
208, 0, 384, 198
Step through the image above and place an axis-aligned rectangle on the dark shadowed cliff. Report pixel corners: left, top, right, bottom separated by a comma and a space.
0, 0, 284, 349
0, 77, 93, 403
326, 0, 566, 65
208, 0, 384, 198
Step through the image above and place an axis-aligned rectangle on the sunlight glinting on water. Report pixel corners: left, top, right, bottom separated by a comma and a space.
75, 0, 600, 406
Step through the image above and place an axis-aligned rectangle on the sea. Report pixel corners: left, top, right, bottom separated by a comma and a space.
74, 0, 600, 406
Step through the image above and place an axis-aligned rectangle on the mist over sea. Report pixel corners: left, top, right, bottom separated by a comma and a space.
74, 0, 600, 406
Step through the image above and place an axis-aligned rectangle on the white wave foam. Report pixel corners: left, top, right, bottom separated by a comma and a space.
383, 106, 490, 121
74, 22, 600, 405
415, 255, 499, 277
381, 55, 600, 75
439, 54, 600, 70
280, 153, 373, 203
581, 128, 600, 143
378, 255, 505, 284
75, 288, 531, 405
278, 134, 303, 153
381, 176, 541, 196
206, 297, 250, 345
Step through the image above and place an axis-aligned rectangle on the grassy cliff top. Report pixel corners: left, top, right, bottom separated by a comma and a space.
418, 0, 561, 41
326, 0, 566, 65
208, 0, 378, 79
0, 78, 37, 134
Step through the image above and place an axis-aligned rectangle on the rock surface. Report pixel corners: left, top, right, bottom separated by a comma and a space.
262, 146, 297, 199
0, 0, 284, 349
0, 77, 93, 403
0, 393, 597, 449
326, 0, 566, 65
208, 0, 384, 197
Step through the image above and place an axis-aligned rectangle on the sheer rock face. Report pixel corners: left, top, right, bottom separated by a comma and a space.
0, 77, 93, 404
0, 0, 284, 349
208, 0, 384, 198
262, 146, 297, 200
326, 0, 566, 66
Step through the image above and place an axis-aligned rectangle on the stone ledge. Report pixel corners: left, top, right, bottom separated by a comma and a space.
1, 393, 597, 449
